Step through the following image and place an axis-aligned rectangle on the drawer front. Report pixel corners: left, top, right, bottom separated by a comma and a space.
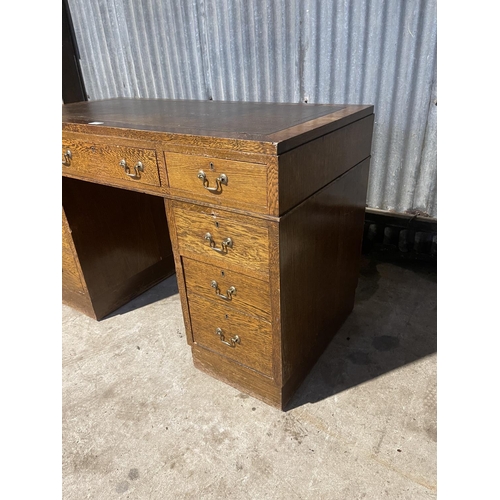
188, 295, 273, 377
165, 152, 268, 212
62, 138, 161, 186
173, 204, 270, 276
183, 258, 271, 320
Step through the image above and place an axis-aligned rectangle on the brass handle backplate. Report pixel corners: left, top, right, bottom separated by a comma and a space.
211, 280, 236, 300
197, 170, 228, 193
62, 149, 72, 166
204, 232, 233, 253
120, 159, 144, 179
215, 327, 240, 348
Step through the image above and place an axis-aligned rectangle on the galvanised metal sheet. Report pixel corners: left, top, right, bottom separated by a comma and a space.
67, 0, 437, 217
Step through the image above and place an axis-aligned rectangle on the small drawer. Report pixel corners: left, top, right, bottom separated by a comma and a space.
173, 202, 270, 277
62, 138, 161, 186
188, 295, 273, 377
165, 152, 268, 212
183, 258, 271, 320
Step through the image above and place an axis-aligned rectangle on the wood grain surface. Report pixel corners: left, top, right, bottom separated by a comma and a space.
164, 199, 194, 345
62, 98, 372, 154
278, 115, 374, 214
192, 344, 281, 408
62, 136, 161, 187
63, 177, 175, 319
279, 158, 371, 399
183, 258, 271, 320
166, 151, 268, 213
62, 98, 374, 409
189, 294, 273, 377
267, 219, 283, 385
172, 201, 271, 277
62, 208, 94, 318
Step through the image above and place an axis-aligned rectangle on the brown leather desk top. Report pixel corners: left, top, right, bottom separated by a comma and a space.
62, 98, 373, 154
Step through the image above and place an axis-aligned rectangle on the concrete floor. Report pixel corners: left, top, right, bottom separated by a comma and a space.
62, 251, 436, 499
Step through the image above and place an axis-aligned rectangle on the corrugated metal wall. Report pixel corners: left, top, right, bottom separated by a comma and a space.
67, 0, 437, 218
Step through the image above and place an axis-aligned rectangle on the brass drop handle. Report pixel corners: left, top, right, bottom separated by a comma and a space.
215, 327, 240, 348
211, 280, 236, 300
197, 169, 228, 192
120, 159, 144, 179
204, 232, 233, 253
62, 149, 72, 166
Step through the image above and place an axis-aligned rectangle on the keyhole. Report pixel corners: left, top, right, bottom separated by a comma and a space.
225, 314, 229, 319
215, 221, 219, 228
210, 162, 214, 171
221, 270, 225, 277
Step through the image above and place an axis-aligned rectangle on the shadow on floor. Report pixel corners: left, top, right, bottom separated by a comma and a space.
102, 274, 180, 320
286, 249, 436, 410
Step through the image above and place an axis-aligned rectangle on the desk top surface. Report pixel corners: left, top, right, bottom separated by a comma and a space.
63, 98, 373, 154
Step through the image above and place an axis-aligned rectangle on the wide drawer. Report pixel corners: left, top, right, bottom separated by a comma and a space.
188, 295, 273, 377
183, 257, 271, 320
62, 137, 161, 186
172, 202, 270, 277
165, 152, 268, 212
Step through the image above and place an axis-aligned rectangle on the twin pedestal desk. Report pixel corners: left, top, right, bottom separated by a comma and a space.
62, 98, 374, 409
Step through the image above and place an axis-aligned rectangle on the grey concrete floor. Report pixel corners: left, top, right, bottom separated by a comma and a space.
62, 251, 436, 499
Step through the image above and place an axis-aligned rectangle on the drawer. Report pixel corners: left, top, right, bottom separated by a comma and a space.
173, 202, 270, 276
188, 295, 273, 377
183, 258, 271, 320
165, 152, 268, 212
62, 138, 161, 187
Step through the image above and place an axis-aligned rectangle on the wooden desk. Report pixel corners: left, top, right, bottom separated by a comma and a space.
62, 98, 374, 409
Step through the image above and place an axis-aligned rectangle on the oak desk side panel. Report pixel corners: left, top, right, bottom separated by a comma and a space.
164, 198, 195, 345
278, 114, 374, 215
279, 158, 371, 405
62, 207, 94, 318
